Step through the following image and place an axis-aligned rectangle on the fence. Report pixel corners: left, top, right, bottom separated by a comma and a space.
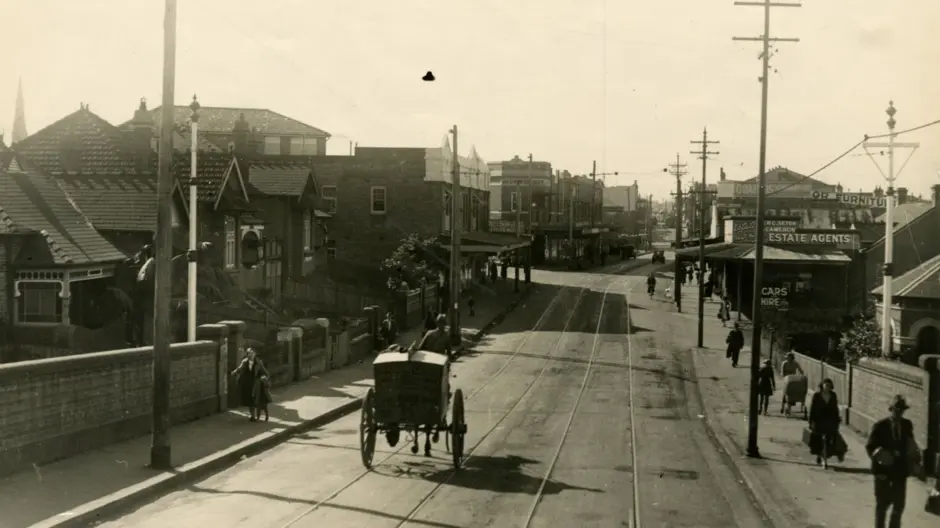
781, 351, 940, 476
284, 280, 390, 316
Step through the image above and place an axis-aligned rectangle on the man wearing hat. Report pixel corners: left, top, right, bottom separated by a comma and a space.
865, 394, 919, 528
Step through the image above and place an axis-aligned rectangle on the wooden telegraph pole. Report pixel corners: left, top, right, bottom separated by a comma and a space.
665, 154, 688, 311
151, 0, 178, 470
733, 0, 801, 458
690, 128, 720, 348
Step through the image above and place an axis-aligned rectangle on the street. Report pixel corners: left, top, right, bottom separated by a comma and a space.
95, 256, 767, 528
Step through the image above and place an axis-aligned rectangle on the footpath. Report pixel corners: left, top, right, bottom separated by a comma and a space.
666, 279, 936, 527
1, 280, 531, 528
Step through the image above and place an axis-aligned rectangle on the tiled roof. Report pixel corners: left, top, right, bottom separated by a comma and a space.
128, 106, 330, 138
55, 173, 161, 231
874, 202, 932, 230
247, 162, 312, 197
174, 152, 237, 203
13, 106, 141, 174
0, 152, 125, 265
872, 252, 940, 299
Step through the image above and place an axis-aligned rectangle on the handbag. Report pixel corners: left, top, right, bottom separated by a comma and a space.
926, 488, 940, 516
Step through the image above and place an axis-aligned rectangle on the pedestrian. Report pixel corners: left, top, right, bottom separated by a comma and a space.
231, 347, 271, 422
380, 312, 397, 349
424, 308, 436, 332
467, 294, 475, 317
808, 378, 845, 468
866, 394, 922, 528
725, 323, 745, 367
718, 297, 731, 326
757, 359, 775, 415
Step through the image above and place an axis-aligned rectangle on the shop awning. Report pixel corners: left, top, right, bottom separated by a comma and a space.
736, 246, 852, 263
676, 243, 748, 261
437, 231, 531, 255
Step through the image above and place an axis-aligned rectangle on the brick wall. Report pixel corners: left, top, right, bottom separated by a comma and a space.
776, 354, 939, 474
0, 336, 225, 477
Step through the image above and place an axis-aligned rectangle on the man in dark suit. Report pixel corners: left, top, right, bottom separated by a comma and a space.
866, 394, 917, 528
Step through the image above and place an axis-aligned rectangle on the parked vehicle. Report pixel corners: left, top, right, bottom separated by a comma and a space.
652, 250, 666, 264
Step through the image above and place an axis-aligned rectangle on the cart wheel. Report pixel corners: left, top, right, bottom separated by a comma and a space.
359, 388, 377, 469
451, 389, 466, 470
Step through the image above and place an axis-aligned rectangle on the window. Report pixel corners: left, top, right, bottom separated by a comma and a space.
302, 138, 318, 155
290, 137, 304, 155
510, 192, 520, 212
263, 137, 280, 155
321, 185, 337, 213
303, 210, 312, 251
224, 216, 237, 269
17, 282, 62, 324
370, 186, 387, 214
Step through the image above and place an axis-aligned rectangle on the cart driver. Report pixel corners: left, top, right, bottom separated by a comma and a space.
417, 314, 453, 360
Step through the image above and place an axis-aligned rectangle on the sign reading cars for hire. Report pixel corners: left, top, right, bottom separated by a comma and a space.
731, 219, 799, 244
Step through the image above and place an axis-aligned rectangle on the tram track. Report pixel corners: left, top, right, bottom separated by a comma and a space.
396, 264, 655, 527
274, 267, 623, 528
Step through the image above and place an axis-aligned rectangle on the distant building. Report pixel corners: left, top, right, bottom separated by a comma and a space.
487, 155, 553, 221
119, 100, 332, 156
605, 182, 640, 213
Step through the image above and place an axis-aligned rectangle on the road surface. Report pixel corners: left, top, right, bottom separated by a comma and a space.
96, 255, 766, 527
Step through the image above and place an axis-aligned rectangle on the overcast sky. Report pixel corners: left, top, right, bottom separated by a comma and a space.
1, 0, 937, 200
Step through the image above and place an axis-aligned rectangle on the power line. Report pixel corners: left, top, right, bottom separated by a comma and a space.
760, 117, 940, 197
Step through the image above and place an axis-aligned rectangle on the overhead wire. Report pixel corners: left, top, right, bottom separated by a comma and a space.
762, 118, 940, 198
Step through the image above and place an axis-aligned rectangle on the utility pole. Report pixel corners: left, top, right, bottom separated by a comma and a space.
151, 0, 177, 470
515, 157, 523, 238
691, 128, 720, 348
526, 154, 534, 233
733, 0, 800, 459
449, 125, 462, 346
590, 160, 597, 228
863, 102, 919, 356
646, 193, 653, 250
186, 95, 200, 342
665, 154, 688, 311
568, 178, 575, 261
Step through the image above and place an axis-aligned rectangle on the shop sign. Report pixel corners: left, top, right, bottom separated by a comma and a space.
718, 181, 819, 199
499, 178, 551, 187
838, 192, 887, 208
760, 286, 789, 311
731, 218, 799, 244
766, 231, 856, 246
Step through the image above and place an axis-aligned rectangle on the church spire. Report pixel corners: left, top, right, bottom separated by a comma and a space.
11, 78, 27, 144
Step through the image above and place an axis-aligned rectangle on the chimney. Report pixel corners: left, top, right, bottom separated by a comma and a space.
874, 186, 884, 198
232, 113, 250, 154
720, 168, 726, 181
128, 98, 154, 172
932, 185, 940, 208
897, 187, 908, 205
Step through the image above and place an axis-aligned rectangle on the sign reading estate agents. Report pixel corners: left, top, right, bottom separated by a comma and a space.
767, 232, 857, 246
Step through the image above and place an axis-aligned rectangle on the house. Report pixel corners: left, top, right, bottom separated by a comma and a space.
872, 251, 940, 364
0, 152, 128, 356
14, 100, 332, 314
121, 102, 331, 156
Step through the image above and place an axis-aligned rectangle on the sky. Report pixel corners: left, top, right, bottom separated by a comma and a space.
1, 0, 938, 201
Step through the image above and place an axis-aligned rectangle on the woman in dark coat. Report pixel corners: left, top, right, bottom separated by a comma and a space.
808, 378, 843, 466
232, 347, 272, 422
757, 359, 776, 415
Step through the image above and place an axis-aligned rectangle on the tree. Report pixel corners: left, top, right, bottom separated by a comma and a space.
381, 233, 444, 290
836, 312, 882, 364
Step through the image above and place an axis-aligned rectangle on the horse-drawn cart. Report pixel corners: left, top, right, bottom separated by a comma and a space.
360, 350, 467, 469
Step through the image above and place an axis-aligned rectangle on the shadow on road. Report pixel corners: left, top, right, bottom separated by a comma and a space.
381, 454, 602, 496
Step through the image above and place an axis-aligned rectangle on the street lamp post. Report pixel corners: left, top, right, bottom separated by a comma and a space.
186, 95, 200, 342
